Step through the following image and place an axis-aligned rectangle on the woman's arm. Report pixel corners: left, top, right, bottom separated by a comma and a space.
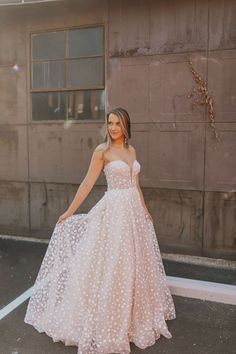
57, 144, 104, 224
136, 174, 153, 223
131, 145, 153, 223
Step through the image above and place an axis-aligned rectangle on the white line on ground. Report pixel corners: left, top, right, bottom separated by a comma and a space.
167, 276, 236, 305
0, 287, 33, 320
0, 277, 235, 321
163, 252, 236, 270
0, 234, 48, 244
1, 234, 236, 270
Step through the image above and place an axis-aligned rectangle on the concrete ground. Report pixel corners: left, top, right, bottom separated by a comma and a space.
0, 238, 236, 354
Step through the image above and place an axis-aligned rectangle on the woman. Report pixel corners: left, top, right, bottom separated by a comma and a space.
24, 107, 176, 354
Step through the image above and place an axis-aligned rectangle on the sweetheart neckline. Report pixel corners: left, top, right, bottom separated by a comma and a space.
103, 159, 138, 171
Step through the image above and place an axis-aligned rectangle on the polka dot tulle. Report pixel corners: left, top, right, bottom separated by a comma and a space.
24, 159, 176, 354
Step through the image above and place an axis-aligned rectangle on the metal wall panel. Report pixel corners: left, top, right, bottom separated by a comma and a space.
108, 58, 149, 116
143, 188, 203, 251
203, 191, 236, 260
0, 125, 28, 180
0, 67, 27, 124
209, 0, 236, 50
149, 53, 207, 123
0, 182, 29, 234
109, 0, 150, 57
0, 20, 26, 65
23, 0, 107, 30
205, 123, 236, 192
149, 0, 208, 54
148, 123, 205, 190
28, 123, 106, 184
109, 0, 208, 57
208, 50, 236, 122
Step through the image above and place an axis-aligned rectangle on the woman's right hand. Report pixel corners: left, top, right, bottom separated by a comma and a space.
56, 210, 73, 225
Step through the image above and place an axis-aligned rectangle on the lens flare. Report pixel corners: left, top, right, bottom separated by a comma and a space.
12, 64, 20, 72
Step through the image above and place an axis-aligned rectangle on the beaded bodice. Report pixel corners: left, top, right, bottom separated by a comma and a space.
104, 159, 141, 190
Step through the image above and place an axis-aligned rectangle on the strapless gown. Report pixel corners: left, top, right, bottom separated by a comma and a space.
24, 159, 176, 354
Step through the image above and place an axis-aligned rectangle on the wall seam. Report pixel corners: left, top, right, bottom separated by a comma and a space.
201, 0, 211, 253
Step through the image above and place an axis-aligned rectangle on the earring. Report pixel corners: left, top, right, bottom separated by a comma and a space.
124, 136, 128, 145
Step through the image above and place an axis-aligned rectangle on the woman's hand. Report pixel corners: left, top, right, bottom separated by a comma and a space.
56, 210, 73, 225
135, 174, 154, 224
145, 210, 154, 224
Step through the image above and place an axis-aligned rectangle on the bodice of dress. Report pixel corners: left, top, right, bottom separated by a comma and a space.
104, 159, 141, 190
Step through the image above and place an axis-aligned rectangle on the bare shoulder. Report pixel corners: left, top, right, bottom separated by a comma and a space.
95, 142, 107, 152
128, 144, 136, 156
93, 143, 107, 160
128, 144, 136, 152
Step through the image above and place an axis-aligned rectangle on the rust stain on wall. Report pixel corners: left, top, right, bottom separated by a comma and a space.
110, 46, 151, 57
0, 128, 18, 151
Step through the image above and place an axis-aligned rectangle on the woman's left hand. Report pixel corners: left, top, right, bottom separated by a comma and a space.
145, 211, 154, 224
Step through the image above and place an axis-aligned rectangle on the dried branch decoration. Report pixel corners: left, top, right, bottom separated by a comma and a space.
187, 58, 221, 143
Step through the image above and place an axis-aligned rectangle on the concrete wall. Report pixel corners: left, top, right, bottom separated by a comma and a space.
0, 0, 235, 260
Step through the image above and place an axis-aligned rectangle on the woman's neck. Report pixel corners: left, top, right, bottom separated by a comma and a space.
111, 137, 125, 149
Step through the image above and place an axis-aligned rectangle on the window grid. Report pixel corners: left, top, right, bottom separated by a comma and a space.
30, 25, 105, 121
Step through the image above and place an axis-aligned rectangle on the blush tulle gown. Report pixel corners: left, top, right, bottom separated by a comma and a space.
24, 159, 176, 354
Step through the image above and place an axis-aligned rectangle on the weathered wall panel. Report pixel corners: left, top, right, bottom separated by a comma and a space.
2, 0, 108, 32
30, 182, 71, 235
28, 123, 105, 184
0, 125, 28, 180
0, 67, 27, 124
0, 182, 29, 234
203, 192, 236, 260
143, 188, 203, 251
0, 14, 26, 65
149, 0, 208, 54
149, 53, 207, 123
148, 123, 205, 190
208, 50, 236, 122
109, 0, 150, 56
108, 59, 150, 116
205, 123, 236, 191
209, 0, 236, 50
109, 0, 208, 56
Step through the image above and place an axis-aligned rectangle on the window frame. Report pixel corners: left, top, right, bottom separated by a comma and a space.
29, 23, 106, 123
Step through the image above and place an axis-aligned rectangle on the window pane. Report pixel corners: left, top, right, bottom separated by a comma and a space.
32, 92, 67, 120
67, 57, 103, 89
67, 90, 105, 120
32, 61, 65, 89
32, 31, 65, 60
68, 26, 104, 58
32, 90, 105, 121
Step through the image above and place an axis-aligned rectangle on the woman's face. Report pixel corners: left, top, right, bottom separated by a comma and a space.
107, 113, 124, 141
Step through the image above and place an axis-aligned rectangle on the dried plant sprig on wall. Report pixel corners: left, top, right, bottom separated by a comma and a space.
187, 58, 221, 143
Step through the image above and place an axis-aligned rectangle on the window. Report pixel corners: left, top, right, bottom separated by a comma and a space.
30, 26, 105, 121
